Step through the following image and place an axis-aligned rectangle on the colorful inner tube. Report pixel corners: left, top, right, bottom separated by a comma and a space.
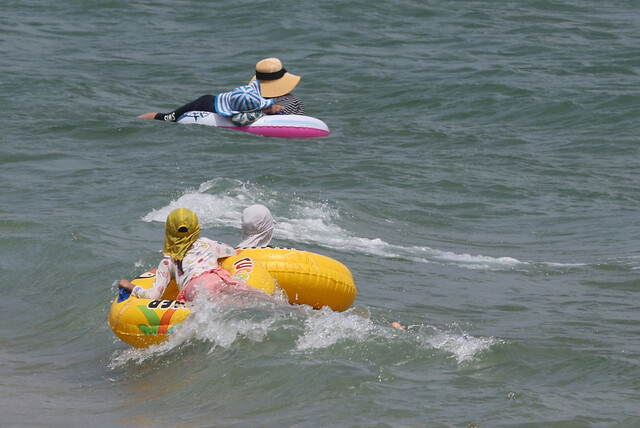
108, 248, 356, 347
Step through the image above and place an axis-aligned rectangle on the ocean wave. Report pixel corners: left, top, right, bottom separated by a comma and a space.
139, 180, 542, 272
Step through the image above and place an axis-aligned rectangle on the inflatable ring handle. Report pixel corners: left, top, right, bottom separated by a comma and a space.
117, 288, 132, 303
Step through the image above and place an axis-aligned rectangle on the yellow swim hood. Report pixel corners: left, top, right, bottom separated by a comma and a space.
163, 208, 201, 260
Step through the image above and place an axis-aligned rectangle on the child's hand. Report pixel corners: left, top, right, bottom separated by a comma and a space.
118, 279, 134, 292
263, 104, 285, 114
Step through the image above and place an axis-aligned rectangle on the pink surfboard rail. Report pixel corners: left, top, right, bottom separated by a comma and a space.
177, 111, 330, 139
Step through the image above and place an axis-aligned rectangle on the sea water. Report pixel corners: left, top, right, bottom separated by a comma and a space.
1, 0, 639, 426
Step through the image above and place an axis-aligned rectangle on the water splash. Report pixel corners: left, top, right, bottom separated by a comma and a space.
139, 179, 539, 272
295, 307, 378, 351
418, 324, 505, 364
110, 294, 503, 370
109, 293, 290, 369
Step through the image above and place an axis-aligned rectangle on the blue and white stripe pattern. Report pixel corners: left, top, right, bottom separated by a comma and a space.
215, 80, 273, 117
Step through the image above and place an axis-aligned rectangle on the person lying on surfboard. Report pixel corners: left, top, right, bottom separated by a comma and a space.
138, 80, 285, 126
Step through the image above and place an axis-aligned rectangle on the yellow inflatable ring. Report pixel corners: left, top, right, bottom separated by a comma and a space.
237, 248, 357, 312
109, 248, 357, 347
108, 271, 190, 348
108, 262, 275, 348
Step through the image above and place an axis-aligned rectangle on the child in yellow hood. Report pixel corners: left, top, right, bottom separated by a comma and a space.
118, 208, 257, 302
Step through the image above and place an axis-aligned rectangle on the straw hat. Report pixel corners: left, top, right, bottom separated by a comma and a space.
250, 58, 301, 98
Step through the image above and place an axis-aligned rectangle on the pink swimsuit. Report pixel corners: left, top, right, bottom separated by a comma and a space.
176, 267, 240, 302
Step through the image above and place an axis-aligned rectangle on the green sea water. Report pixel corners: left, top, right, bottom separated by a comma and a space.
1, 0, 639, 426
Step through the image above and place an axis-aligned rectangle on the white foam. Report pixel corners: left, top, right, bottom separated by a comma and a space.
142, 188, 243, 228
542, 262, 587, 268
425, 248, 525, 270
415, 324, 504, 364
292, 309, 503, 365
109, 293, 289, 367
139, 179, 552, 272
108, 296, 502, 368
295, 307, 377, 351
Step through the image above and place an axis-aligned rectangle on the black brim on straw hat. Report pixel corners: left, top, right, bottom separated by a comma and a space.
250, 58, 301, 98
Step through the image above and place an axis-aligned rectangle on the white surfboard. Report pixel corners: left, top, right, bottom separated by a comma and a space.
177, 111, 330, 138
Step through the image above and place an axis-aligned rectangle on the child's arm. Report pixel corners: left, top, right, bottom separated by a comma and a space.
262, 104, 285, 115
